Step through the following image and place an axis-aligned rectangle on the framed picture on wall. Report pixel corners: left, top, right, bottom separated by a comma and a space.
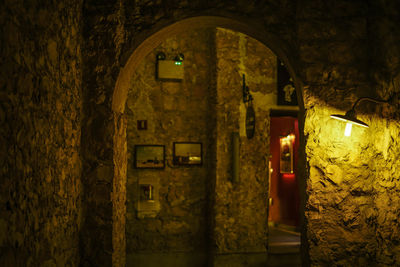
279, 134, 294, 173
134, 145, 165, 169
173, 142, 202, 166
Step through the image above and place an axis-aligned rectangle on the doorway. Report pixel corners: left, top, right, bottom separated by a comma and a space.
268, 110, 301, 265
111, 16, 306, 266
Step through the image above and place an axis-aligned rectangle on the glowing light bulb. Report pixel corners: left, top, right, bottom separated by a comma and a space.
344, 123, 352, 136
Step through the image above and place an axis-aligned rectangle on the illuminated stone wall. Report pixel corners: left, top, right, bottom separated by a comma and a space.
303, 98, 400, 266
1, 0, 399, 266
369, 3, 400, 263
0, 1, 83, 266
82, 1, 400, 265
125, 29, 215, 266
82, 1, 297, 265
298, 1, 400, 266
213, 28, 275, 260
124, 28, 276, 266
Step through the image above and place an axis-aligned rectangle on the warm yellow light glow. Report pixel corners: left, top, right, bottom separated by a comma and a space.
330, 115, 369, 128
280, 134, 295, 174
280, 134, 295, 146
344, 123, 352, 136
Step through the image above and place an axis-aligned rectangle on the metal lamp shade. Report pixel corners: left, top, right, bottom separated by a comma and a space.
330, 109, 369, 128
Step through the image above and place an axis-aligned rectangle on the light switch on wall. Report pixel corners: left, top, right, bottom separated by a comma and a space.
137, 120, 147, 130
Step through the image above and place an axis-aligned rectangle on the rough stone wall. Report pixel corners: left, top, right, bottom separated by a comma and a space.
113, 113, 127, 267
8, 1, 400, 266
84, 1, 298, 265
119, 1, 298, 69
298, 0, 400, 266
125, 29, 215, 264
79, 1, 400, 265
74, 0, 400, 266
303, 93, 400, 266
297, 1, 373, 264
367, 1, 400, 264
0, 1, 83, 266
124, 26, 277, 265
81, 1, 127, 265
214, 28, 275, 254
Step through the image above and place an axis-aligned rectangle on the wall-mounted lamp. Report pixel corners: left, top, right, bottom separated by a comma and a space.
330, 97, 389, 136
174, 53, 184, 65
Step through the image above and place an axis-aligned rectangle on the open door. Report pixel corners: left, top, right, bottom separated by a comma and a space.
269, 114, 300, 227
267, 112, 301, 266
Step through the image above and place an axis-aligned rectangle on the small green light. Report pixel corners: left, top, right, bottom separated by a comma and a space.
175, 61, 182, 65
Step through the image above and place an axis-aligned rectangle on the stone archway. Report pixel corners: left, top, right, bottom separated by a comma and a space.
111, 16, 306, 266
112, 16, 304, 113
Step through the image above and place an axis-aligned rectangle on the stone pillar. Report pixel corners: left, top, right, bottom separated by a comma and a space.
81, 1, 127, 266
213, 28, 275, 265
113, 112, 127, 266
0, 1, 83, 266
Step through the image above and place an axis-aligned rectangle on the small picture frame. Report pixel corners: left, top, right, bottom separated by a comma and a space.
134, 145, 165, 169
279, 134, 294, 173
173, 142, 202, 166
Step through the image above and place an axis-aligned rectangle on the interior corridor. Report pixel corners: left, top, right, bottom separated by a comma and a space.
268, 225, 301, 267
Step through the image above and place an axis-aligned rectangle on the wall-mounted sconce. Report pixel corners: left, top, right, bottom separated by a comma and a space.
330, 97, 389, 136
174, 53, 184, 65
156, 52, 184, 81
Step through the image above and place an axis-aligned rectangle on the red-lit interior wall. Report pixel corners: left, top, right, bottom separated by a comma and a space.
269, 116, 300, 226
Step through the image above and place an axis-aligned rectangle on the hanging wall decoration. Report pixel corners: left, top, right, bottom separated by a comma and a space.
243, 74, 255, 139
277, 59, 297, 106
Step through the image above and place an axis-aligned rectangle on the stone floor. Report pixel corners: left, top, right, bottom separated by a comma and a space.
267, 225, 301, 266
